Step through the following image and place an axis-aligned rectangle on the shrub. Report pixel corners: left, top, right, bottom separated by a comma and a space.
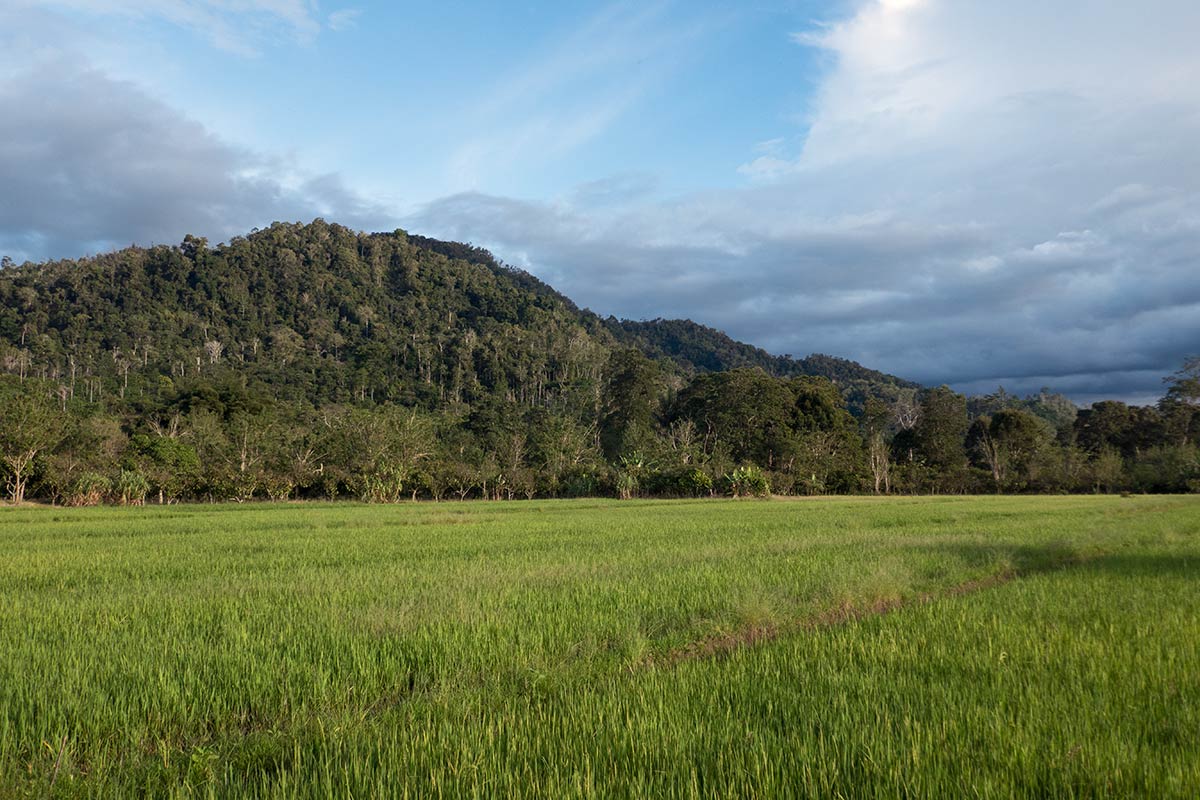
559, 468, 602, 498
680, 468, 714, 497
263, 476, 296, 502
792, 472, 827, 496
615, 453, 653, 500
724, 466, 770, 498
114, 469, 150, 506
68, 472, 111, 507
359, 466, 407, 503
615, 471, 639, 500
646, 467, 714, 498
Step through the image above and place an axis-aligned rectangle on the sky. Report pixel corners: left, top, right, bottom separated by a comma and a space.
2, 0, 1199, 405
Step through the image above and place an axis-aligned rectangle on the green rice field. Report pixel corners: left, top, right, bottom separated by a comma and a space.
1, 496, 1198, 797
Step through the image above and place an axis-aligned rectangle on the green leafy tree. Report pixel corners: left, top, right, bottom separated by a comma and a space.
969, 408, 1055, 491
324, 406, 435, 502
788, 377, 865, 494
599, 349, 661, 461
130, 432, 201, 504
0, 381, 63, 503
904, 386, 969, 492
1131, 444, 1200, 493
530, 412, 598, 496
672, 368, 795, 467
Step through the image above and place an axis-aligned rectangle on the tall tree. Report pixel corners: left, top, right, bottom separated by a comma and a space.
672, 368, 796, 467
1159, 356, 1200, 447
599, 349, 661, 461
910, 386, 969, 490
1163, 356, 1200, 406
862, 397, 893, 495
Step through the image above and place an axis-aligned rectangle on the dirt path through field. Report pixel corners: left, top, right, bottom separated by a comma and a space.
658, 551, 1094, 667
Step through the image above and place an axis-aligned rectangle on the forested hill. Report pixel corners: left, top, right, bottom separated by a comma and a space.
0, 219, 911, 410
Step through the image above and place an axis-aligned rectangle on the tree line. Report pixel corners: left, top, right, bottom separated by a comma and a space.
2, 355, 1197, 505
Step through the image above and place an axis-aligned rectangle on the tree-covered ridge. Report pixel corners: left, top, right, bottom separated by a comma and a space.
608, 318, 918, 414
1, 220, 1197, 505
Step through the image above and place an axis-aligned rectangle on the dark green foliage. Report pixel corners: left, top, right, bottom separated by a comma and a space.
0, 220, 614, 411
1129, 444, 1200, 493
671, 368, 796, 467
609, 318, 917, 413
599, 350, 662, 461
913, 387, 969, 470
1073, 400, 1167, 457
891, 386, 970, 492
645, 466, 714, 498
668, 371, 866, 494
968, 408, 1057, 491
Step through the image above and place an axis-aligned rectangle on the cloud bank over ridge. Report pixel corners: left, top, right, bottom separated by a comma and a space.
414, 0, 1200, 402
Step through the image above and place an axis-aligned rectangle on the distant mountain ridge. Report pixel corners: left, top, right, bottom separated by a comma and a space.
0, 219, 917, 412
608, 318, 919, 412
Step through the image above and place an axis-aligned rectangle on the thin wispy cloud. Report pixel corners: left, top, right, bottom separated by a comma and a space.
445, 1, 711, 191
327, 8, 361, 32
24, 0, 327, 54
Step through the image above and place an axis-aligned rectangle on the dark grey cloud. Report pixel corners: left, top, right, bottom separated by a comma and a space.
0, 61, 393, 261
409, 178, 1200, 405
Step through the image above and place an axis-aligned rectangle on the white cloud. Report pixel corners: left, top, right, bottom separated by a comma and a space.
1019, 231, 1105, 262
785, 0, 1200, 171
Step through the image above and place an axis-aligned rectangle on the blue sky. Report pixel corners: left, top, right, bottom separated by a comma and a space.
104, 1, 830, 204
3, 0, 1200, 403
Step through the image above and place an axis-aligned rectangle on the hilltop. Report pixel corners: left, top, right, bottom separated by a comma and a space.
0, 219, 914, 411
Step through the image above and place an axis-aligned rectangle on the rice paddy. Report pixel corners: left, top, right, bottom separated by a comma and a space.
1, 495, 1197, 797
